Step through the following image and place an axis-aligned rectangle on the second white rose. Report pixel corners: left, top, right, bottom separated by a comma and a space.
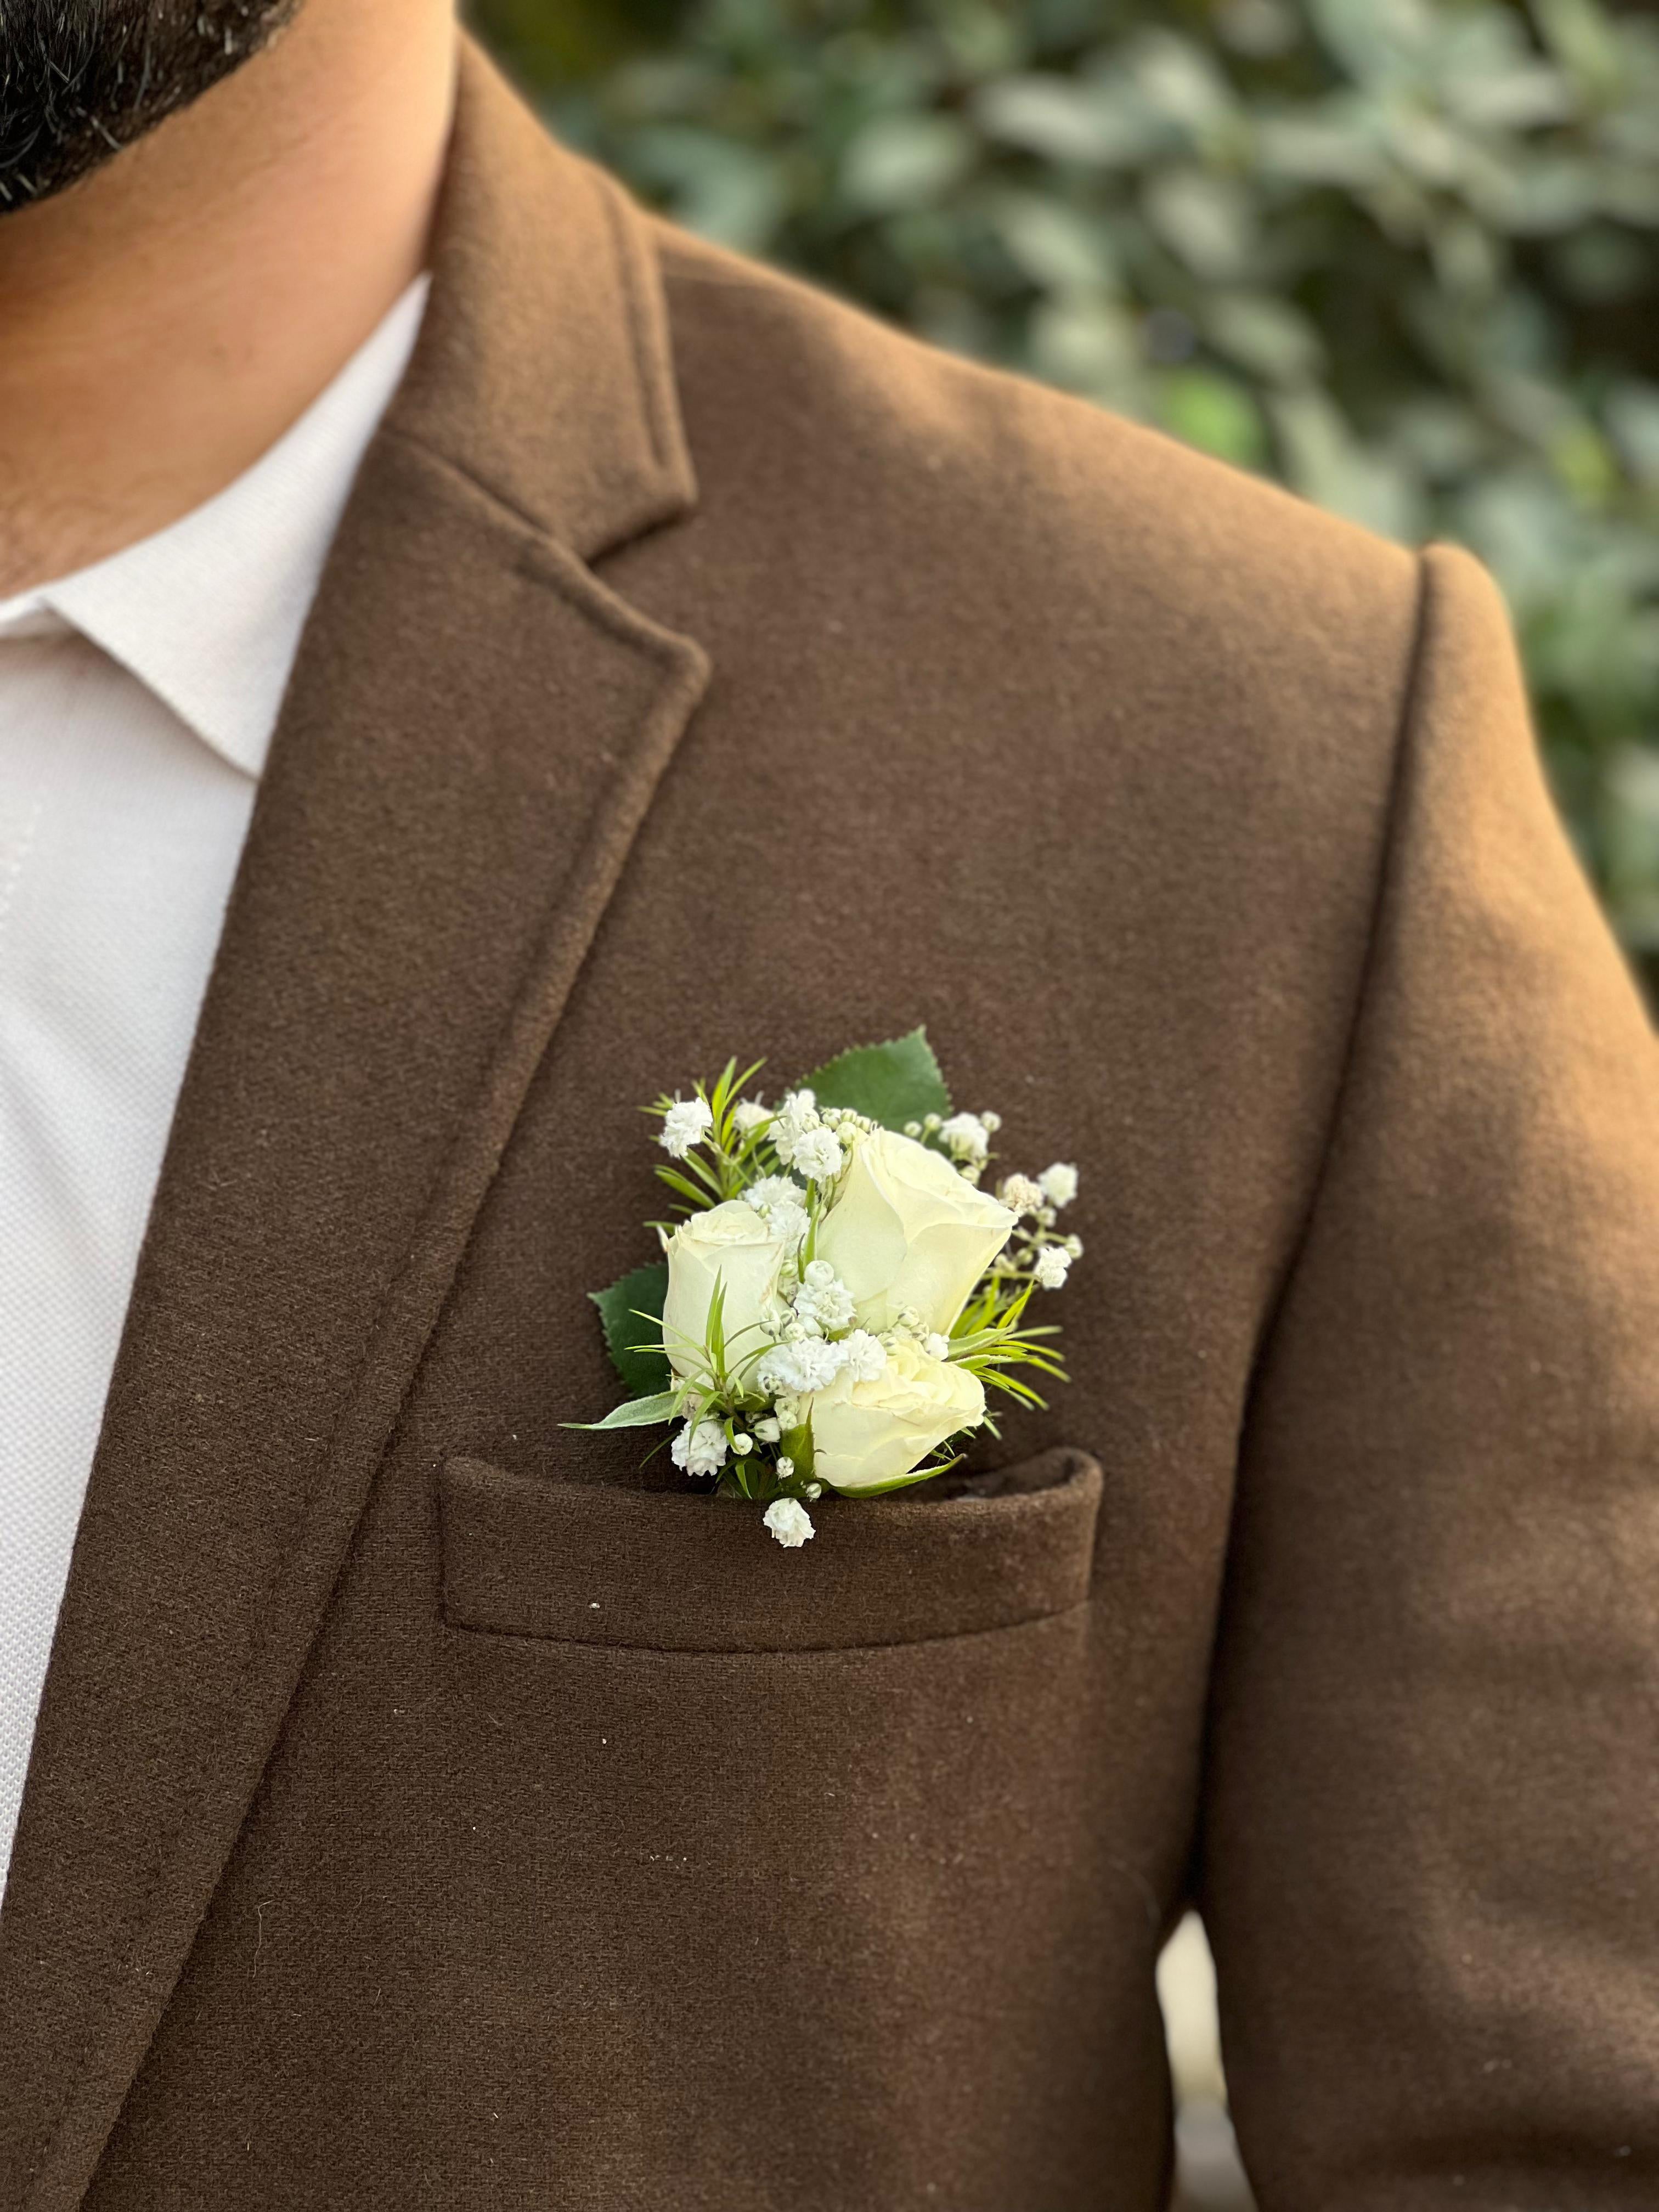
661, 1201, 787, 1382
808, 1336, 987, 1492
814, 1126, 1015, 1336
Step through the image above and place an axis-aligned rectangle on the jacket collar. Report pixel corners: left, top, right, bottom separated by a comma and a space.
390, 41, 695, 557
0, 44, 708, 2209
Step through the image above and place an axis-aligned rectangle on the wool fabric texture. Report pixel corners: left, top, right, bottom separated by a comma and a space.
1, 39, 1655, 2212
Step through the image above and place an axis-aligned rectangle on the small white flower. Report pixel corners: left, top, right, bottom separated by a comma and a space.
923, 1332, 951, 1362
1039, 1162, 1079, 1209
772, 1201, 811, 1251
776, 1455, 795, 1479
731, 1432, 754, 1456
769, 1090, 822, 1168
765, 1498, 814, 1547
670, 1417, 728, 1477
980, 1111, 1002, 1135
747, 1175, 802, 1212
731, 1099, 771, 1135
660, 1097, 714, 1159
744, 1176, 810, 1251
759, 1337, 845, 1395
754, 1415, 781, 1443
938, 1112, 991, 1163
839, 1329, 888, 1383
998, 1173, 1045, 1216
793, 1269, 856, 1335
804, 1482, 822, 1500
1032, 1245, 1072, 1289
790, 1126, 845, 1183
1065, 1234, 1084, 1258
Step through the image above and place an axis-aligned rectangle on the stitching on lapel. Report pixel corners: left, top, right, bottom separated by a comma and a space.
596, 171, 681, 482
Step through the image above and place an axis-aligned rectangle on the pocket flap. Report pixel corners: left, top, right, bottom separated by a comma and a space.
440, 1448, 1103, 1652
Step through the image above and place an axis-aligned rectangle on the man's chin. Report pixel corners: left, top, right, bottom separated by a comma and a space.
0, 0, 300, 213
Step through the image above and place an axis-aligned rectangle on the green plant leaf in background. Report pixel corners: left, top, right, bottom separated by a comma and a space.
799, 1027, 952, 1131
590, 1262, 671, 1396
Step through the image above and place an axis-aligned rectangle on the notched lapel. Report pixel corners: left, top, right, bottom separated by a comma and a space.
0, 49, 708, 2212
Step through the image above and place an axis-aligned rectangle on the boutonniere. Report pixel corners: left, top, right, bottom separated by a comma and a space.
573, 1030, 1080, 1547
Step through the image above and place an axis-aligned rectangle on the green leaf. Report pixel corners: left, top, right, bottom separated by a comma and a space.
799, 1028, 951, 1133
1157, 368, 1267, 469
654, 1164, 713, 1211
589, 1262, 671, 1396
779, 1419, 815, 1481
704, 1276, 727, 1376
826, 1454, 963, 1498
840, 112, 974, 213
565, 1389, 680, 1432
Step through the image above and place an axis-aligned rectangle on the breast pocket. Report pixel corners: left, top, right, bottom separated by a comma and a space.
428, 1447, 1125, 2209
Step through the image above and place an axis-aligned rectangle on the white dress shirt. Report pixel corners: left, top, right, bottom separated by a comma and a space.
0, 276, 430, 1895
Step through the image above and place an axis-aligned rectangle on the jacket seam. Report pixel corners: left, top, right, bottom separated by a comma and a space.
1239, 545, 1438, 1400
1173, 547, 1439, 1929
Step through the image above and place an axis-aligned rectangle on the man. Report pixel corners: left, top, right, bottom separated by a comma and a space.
0, 2, 1654, 2206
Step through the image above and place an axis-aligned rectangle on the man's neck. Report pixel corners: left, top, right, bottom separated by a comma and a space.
0, 3, 456, 600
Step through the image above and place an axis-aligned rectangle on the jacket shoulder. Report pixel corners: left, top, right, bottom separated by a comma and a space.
651, 216, 1421, 717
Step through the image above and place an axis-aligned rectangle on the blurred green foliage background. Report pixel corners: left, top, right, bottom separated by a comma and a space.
470, 0, 1659, 990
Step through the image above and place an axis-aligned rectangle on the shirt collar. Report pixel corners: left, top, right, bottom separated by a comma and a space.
0, 274, 430, 780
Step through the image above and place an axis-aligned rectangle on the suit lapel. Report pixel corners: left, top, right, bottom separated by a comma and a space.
0, 48, 707, 2211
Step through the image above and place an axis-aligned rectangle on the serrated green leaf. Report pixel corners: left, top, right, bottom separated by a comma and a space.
565, 1390, 680, 1432
799, 1028, 951, 1133
589, 1263, 670, 1396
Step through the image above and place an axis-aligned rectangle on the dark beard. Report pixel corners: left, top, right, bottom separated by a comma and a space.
0, 0, 298, 210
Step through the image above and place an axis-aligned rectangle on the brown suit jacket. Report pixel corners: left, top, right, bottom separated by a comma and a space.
2, 41, 1655, 2212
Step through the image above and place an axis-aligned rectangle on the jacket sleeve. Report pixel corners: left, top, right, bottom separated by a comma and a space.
1199, 542, 1659, 2206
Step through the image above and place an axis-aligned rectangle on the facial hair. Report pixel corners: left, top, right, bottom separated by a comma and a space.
0, 0, 299, 211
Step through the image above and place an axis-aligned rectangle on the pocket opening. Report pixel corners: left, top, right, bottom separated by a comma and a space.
439, 1446, 1103, 1654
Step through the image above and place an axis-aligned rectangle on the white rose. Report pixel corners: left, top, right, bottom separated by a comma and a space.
808, 1336, 986, 1494
661, 1200, 787, 1382
814, 1126, 1015, 1335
